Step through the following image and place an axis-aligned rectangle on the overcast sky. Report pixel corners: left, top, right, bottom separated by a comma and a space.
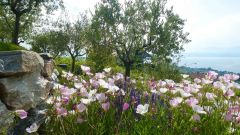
63, 0, 240, 57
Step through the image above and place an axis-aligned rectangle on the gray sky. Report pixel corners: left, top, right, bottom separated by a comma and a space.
63, 0, 240, 57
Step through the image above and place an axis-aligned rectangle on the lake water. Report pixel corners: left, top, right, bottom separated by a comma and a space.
178, 57, 240, 73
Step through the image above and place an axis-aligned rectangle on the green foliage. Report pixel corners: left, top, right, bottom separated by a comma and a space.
87, 45, 117, 72
0, 42, 26, 51
91, 0, 190, 77
146, 63, 183, 82
0, 0, 63, 44
30, 30, 69, 58
55, 57, 87, 74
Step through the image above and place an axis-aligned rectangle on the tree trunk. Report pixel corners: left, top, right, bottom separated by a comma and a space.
12, 14, 21, 45
124, 62, 132, 79
71, 56, 76, 73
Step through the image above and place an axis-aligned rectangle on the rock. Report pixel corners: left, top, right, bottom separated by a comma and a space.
0, 51, 52, 110
40, 53, 55, 79
7, 101, 48, 135
0, 51, 44, 77
0, 101, 14, 133
0, 73, 52, 110
41, 60, 54, 79
0, 50, 55, 132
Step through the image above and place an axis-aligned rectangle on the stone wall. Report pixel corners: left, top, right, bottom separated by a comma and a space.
0, 50, 55, 134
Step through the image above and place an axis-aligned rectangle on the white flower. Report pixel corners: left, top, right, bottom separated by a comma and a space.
106, 85, 119, 93
98, 79, 109, 89
151, 89, 158, 94
45, 97, 54, 104
37, 109, 47, 114
104, 67, 111, 73
136, 104, 149, 115
180, 90, 192, 98
95, 73, 106, 79
26, 123, 39, 133
74, 82, 83, 89
192, 105, 207, 114
88, 89, 97, 100
81, 98, 92, 105
159, 88, 168, 93
81, 65, 90, 73
182, 74, 189, 79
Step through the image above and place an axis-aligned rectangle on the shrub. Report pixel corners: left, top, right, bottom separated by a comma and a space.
0, 42, 26, 51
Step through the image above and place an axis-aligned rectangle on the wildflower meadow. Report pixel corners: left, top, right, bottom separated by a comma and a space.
14, 65, 240, 134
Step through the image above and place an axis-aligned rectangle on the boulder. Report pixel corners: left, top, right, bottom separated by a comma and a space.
0, 101, 14, 133
0, 50, 55, 132
40, 53, 55, 79
0, 72, 52, 110
0, 51, 51, 110
0, 51, 44, 77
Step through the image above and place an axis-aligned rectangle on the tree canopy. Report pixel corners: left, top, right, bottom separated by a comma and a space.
91, 0, 190, 77
0, 0, 63, 44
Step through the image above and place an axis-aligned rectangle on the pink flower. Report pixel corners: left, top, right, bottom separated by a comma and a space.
60, 87, 76, 97
231, 74, 239, 80
213, 81, 225, 89
95, 73, 105, 79
225, 89, 235, 97
207, 71, 218, 80
77, 103, 87, 113
56, 107, 68, 116
194, 78, 201, 84
96, 93, 107, 103
170, 97, 183, 107
185, 97, 199, 107
15, 110, 28, 119
102, 102, 110, 111
62, 96, 69, 104
123, 103, 130, 111
206, 92, 216, 100
225, 113, 233, 121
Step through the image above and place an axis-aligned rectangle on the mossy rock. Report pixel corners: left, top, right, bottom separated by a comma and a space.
0, 42, 26, 51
